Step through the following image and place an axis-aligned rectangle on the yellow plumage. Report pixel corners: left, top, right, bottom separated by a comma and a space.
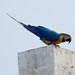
42, 35, 64, 45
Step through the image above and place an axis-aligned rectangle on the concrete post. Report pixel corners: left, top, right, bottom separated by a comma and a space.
18, 45, 75, 75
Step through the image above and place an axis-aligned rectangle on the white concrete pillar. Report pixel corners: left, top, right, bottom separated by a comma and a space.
18, 45, 75, 75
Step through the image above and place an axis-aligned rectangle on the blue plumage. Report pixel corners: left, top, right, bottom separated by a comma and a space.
7, 14, 71, 45
20, 22, 59, 41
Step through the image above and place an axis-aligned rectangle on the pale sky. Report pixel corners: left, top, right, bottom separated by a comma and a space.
0, 0, 75, 75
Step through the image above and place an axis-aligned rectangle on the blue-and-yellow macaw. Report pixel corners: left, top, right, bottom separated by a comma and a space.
7, 14, 71, 45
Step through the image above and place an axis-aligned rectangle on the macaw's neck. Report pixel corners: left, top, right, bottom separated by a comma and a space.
50, 35, 64, 44
58, 35, 64, 42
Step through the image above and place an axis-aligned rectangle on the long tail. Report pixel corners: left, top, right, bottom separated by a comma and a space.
7, 13, 40, 36
7, 13, 27, 26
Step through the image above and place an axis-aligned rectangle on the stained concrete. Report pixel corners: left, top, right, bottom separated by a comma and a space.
18, 45, 75, 75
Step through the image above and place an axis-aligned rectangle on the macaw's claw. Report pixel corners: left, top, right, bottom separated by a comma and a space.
54, 44, 60, 47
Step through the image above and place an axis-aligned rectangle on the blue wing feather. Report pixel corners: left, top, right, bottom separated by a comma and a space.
36, 26, 59, 41
21, 24, 59, 41
7, 14, 59, 41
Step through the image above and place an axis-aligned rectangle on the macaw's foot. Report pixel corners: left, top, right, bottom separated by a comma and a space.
48, 44, 60, 47
54, 44, 60, 47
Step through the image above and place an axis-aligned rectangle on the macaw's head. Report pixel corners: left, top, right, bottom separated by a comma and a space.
59, 33, 71, 43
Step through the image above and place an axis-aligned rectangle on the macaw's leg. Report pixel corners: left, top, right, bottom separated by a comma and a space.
54, 44, 60, 47
48, 44, 60, 47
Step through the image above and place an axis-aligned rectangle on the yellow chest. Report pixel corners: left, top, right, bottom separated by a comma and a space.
41, 36, 64, 45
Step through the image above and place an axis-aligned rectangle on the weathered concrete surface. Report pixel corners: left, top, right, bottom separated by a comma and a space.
54, 47, 75, 75
18, 45, 75, 75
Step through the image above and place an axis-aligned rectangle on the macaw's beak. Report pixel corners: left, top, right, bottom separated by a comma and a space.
63, 35, 71, 43
66, 38, 71, 43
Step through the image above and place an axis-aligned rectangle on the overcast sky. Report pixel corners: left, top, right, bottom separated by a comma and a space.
0, 0, 75, 75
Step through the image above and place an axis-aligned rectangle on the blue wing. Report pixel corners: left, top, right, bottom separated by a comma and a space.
7, 14, 59, 41
36, 26, 59, 41
21, 23, 59, 41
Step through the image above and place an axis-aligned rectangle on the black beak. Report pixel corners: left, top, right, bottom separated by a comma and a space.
66, 38, 71, 43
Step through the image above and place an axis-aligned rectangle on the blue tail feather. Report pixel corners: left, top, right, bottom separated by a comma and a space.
20, 22, 40, 36
7, 14, 40, 37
